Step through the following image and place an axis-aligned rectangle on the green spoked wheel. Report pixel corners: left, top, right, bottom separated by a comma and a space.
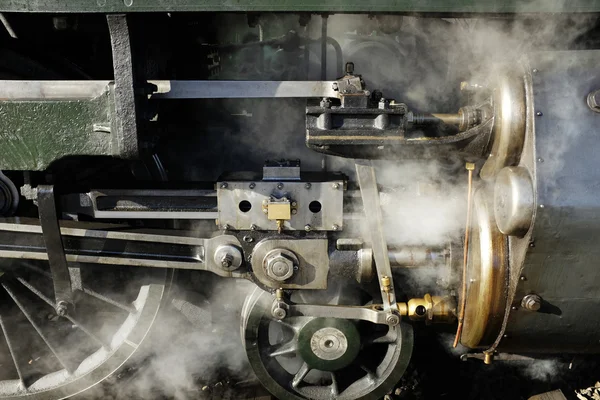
241, 286, 413, 400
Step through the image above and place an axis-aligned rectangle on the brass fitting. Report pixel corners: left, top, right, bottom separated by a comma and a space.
398, 294, 457, 324
381, 275, 391, 293
484, 352, 494, 365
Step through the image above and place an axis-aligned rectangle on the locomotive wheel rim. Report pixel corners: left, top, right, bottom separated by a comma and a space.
242, 288, 413, 400
0, 265, 166, 400
461, 189, 508, 348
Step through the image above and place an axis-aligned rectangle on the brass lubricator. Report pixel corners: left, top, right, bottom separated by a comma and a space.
381, 275, 392, 305
263, 197, 298, 233
397, 294, 457, 324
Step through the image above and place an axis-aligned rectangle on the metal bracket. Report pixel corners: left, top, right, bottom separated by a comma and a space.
107, 14, 139, 159
355, 160, 399, 320
37, 186, 73, 316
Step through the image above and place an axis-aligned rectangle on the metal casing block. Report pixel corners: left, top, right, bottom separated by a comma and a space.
251, 238, 329, 289
217, 180, 344, 231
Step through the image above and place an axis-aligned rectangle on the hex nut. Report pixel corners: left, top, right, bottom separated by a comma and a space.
213, 245, 243, 271
521, 294, 542, 311
264, 249, 298, 282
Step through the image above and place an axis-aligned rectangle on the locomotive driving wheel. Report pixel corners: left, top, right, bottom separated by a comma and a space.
0, 260, 167, 399
241, 285, 413, 400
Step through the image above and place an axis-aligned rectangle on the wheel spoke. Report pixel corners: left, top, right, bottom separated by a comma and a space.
291, 362, 310, 388
80, 286, 136, 314
359, 364, 378, 381
268, 316, 306, 333
0, 313, 25, 388
2, 283, 73, 374
15, 277, 55, 308
330, 372, 339, 397
266, 339, 298, 358
364, 333, 396, 347
15, 277, 110, 349
20, 260, 135, 313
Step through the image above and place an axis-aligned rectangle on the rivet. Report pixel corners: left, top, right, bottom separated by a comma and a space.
220, 182, 228, 189
520, 275, 527, 281
305, 183, 312, 189
536, 111, 543, 117
537, 158, 544, 163
277, 183, 284, 190
249, 183, 256, 189
539, 204, 545, 208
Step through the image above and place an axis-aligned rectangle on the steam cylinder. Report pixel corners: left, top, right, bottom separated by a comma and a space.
498, 50, 600, 352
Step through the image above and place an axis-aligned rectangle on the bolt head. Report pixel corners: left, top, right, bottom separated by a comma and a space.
277, 183, 284, 190
265, 251, 296, 281
386, 313, 400, 326
220, 253, 234, 268
272, 307, 287, 320
304, 224, 312, 232
305, 183, 312, 189
56, 301, 69, 317
332, 224, 340, 231
249, 183, 256, 189
521, 294, 542, 311
332, 183, 340, 189
220, 182, 228, 189
320, 98, 332, 108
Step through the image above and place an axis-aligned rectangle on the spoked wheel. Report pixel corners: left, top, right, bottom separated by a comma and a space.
241, 285, 413, 400
0, 260, 167, 399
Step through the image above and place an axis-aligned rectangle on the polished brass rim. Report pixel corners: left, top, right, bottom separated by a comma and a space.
480, 73, 527, 180
460, 189, 508, 349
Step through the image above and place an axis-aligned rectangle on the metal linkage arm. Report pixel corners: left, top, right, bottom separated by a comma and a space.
355, 160, 400, 323
37, 186, 73, 316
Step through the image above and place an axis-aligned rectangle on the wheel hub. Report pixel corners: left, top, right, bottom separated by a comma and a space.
298, 318, 360, 371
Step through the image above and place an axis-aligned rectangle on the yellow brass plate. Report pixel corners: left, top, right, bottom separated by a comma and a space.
267, 203, 291, 220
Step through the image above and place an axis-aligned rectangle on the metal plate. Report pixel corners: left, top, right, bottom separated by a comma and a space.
251, 238, 329, 289
217, 180, 344, 231
2, 0, 600, 13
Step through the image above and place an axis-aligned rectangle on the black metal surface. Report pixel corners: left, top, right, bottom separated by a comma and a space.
0, 226, 204, 266
37, 186, 74, 312
306, 105, 493, 159
500, 50, 600, 353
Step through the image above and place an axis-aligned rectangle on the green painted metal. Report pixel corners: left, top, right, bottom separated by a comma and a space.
0, 0, 600, 14
0, 88, 118, 170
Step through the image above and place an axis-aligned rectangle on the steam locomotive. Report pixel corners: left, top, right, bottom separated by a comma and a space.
0, 4, 598, 399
